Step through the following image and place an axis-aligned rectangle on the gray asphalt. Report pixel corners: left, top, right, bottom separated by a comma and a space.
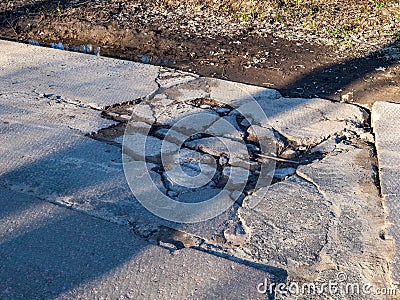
0, 187, 273, 299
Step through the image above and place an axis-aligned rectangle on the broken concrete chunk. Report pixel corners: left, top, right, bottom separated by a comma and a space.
309, 137, 338, 154
208, 77, 281, 107
185, 137, 249, 160
154, 102, 218, 129
238, 175, 331, 267
247, 125, 283, 156
162, 149, 217, 191
223, 166, 250, 190
174, 148, 216, 166
229, 157, 260, 172
162, 165, 216, 193
294, 143, 393, 285
150, 93, 175, 110
223, 220, 251, 246
256, 97, 368, 147
155, 127, 189, 146
156, 68, 198, 89
0, 40, 161, 109
125, 121, 152, 135
233, 142, 392, 291
246, 125, 276, 144
123, 133, 179, 163
205, 115, 244, 141
161, 79, 210, 102
171, 111, 220, 135
175, 188, 225, 204
130, 103, 155, 125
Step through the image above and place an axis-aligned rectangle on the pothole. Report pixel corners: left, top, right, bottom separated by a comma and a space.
91, 92, 370, 209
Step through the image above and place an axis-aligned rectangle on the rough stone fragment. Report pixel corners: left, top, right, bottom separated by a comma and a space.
125, 121, 152, 134
223, 220, 251, 246
246, 125, 282, 154
279, 149, 298, 159
309, 137, 339, 154
162, 149, 217, 192
229, 157, 260, 172
155, 127, 188, 146
171, 111, 220, 134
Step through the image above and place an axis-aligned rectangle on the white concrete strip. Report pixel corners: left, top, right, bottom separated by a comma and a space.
372, 101, 400, 287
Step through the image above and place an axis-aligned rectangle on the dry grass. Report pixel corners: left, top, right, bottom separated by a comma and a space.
159, 0, 400, 44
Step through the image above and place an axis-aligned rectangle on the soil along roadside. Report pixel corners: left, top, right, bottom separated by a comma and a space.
0, 0, 399, 106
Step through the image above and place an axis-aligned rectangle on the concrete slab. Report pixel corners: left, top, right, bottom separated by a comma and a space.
0, 40, 160, 109
372, 101, 400, 286
0, 187, 278, 300
0, 91, 116, 134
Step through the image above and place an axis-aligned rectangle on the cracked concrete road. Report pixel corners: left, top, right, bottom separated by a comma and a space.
0, 39, 399, 299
